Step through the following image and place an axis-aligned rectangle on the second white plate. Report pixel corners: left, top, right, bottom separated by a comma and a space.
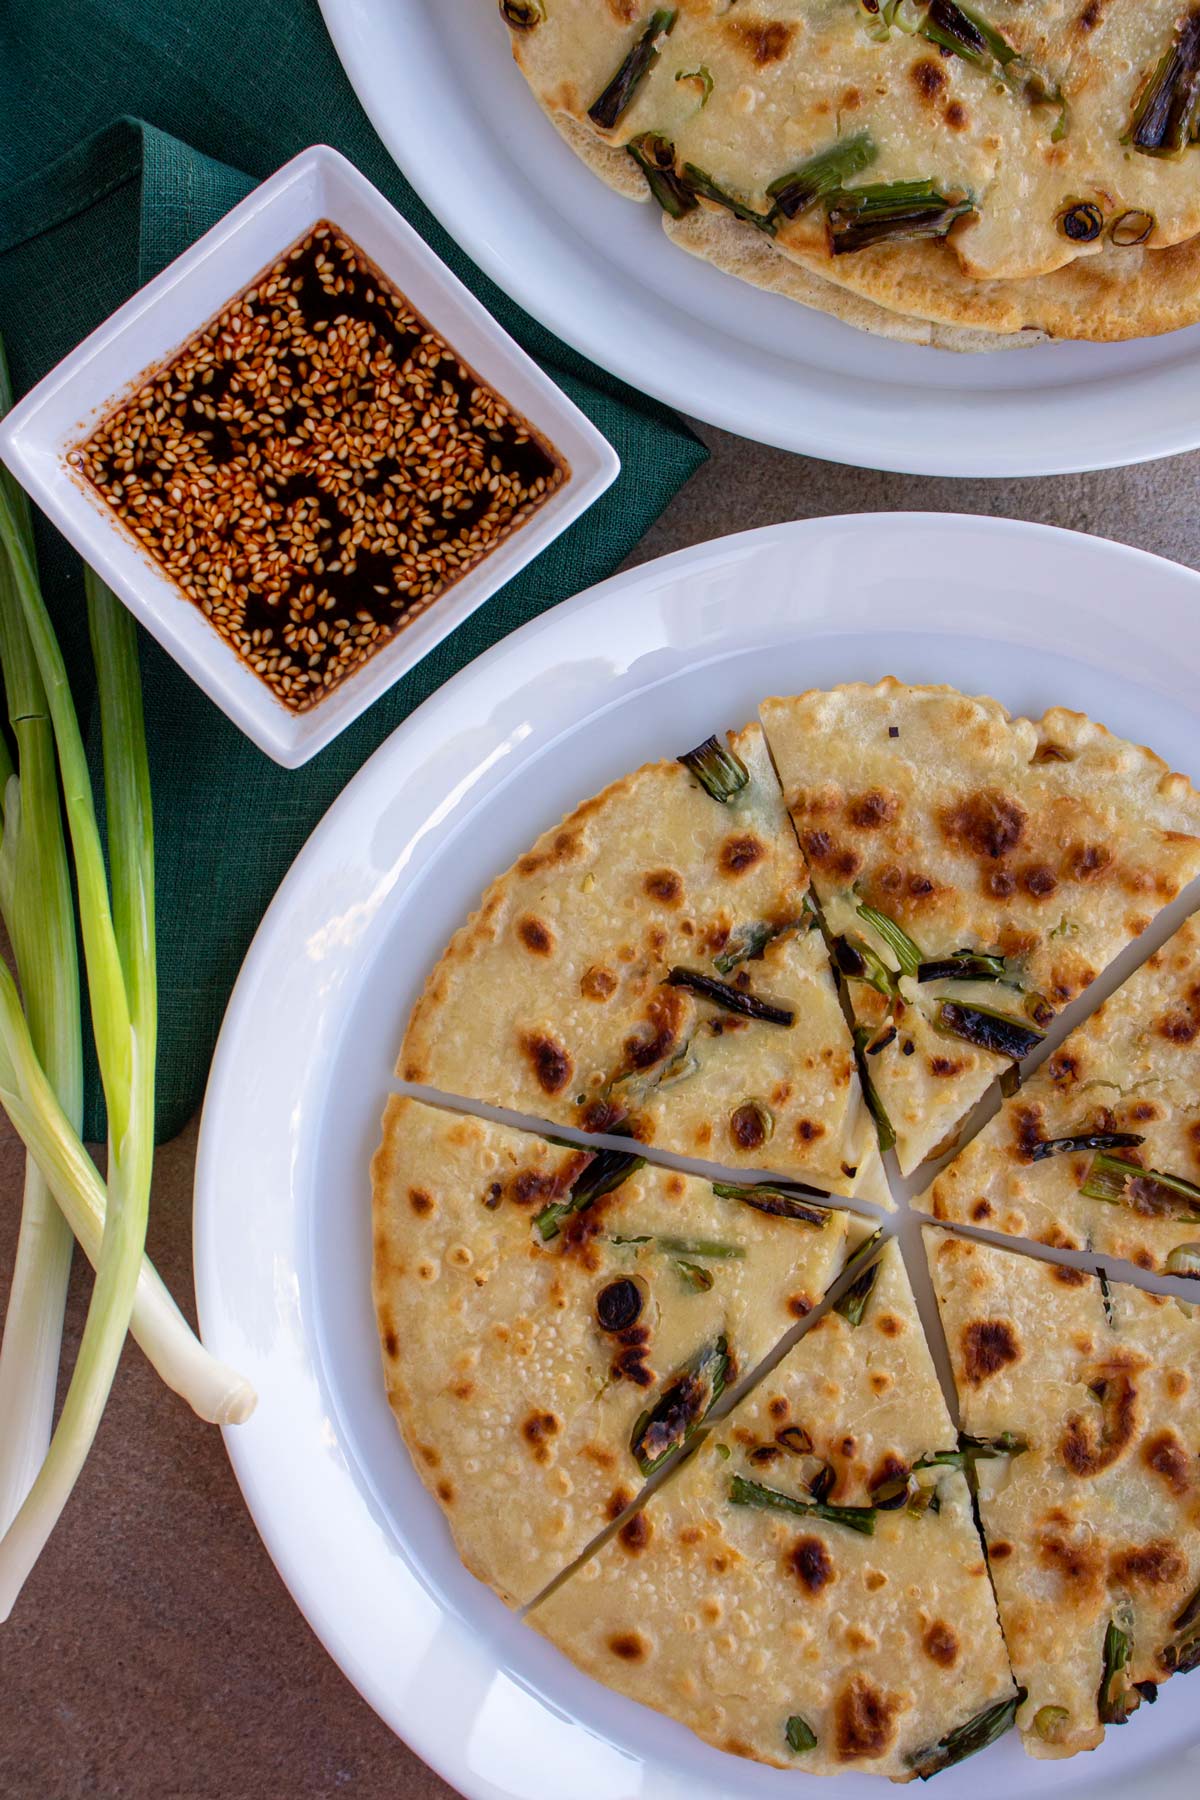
320, 0, 1200, 478
197, 514, 1200, 1800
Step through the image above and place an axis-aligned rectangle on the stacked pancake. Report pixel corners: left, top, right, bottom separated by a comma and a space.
499, 1, 1200, 347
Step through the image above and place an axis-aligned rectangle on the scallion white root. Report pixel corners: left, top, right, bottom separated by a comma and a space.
0, 965, 254, 1425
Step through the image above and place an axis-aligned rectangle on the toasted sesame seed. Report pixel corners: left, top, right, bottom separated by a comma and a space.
77, 222, 566, 712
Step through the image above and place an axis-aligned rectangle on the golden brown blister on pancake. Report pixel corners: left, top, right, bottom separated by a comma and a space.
928, 1230, 1200, 1759
372, 1097, 857, 1605
918, 913, 1200, 1275
400, 724, 885, 1202
531, 1241, 1016, 1778
760, 681, 1200, 1175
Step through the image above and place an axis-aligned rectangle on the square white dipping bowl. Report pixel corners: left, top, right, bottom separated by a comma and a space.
0, 144, 620, 767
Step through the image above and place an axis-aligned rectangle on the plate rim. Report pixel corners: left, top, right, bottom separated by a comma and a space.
194, 511, 1200, 1800
318, 0, 1200, 479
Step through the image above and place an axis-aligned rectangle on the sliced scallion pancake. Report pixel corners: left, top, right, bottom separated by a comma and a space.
502, 1, 1200, 341
400, 723, 885, 1202
917, 914, 1200, 1276
530, 1241, 1017, 1778
372, 1096, 859, 1605
928, 1229, 1200, 1760
759, 681, 1200, 1175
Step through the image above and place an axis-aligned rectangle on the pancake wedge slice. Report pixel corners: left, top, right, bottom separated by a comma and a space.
400, 722, 885, 1203
530, 1241, 1017, 1779
760, 681, 1200, 1176
928, 1229, 1200, 1760
372, 1096, 859, 1607
917, 913, 1200, 1276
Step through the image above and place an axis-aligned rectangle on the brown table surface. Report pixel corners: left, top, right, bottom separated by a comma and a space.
3, 425, 1200, 1798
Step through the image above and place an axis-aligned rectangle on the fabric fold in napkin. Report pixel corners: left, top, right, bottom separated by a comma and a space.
0, 2, 707, 1141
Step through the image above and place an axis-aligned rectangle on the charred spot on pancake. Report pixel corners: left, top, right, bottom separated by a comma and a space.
989, 1539, 1013, 1560
1110, 1540, 1187, 1588
749, 1443, 782, 1466
606, 1485, 635, 1521
1038, 1530, 1102, 1591
923, 1621, 959, 1667
383, 1327, 399, 1359
871, 1451, 907, 1490
790, 1535, 835, 1594
876, 1312, 903, 1338
801, 830, 861, 881
987, 869, 1017, 898
624, 986, 689, 1072
1061, 1369, 1138, 1475
719, 834, 766, 875
962, 1318, 1021, 1385
619, 1511, 652, 1553
1051, 1262, 1087, 1287
580, 964, 617, 1001
971, 1198, 993, 1221
516, 829, 582, 878
613, 1339, 654, 1386
511, 1152, 591, 1209
846, 790, 898, 830
940, 790, 1026, 861
1128, 1100, 1160, 1123
408, 1186, 434, 1216
436, 1480, 455, 1504
1142, 1429, 1191, 1496
929, 1055, 965, 1079
944, 99, 968, 128
1157, 1004, 1200, 1045
516, 914, 555, 955
643, 868, 683, 905
725, 16, 795, 63
607, 1631, 650, 1662
1068, 843, 1112, 882
1076, 0, 1104, 29
1021, 864, 1058, 899
794, 1118, 826, 1143
730, 1102, 769, 1150
788, 1294, 814, 1318
579, 1098, 625, 1134
834, 1675, 899, 1761
521, 1411, 560, 1463
911, 56, 947, 100
520, 1030, 573, 1094
1047, 1051, 1079, 1086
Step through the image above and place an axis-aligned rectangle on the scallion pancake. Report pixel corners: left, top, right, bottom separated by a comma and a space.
531, 1241, 1016, 1777
929, 1230, 1200, 1759
400, 724, 886, 1202
372, 1096, 858, 1605
760, 681, 1200, 1174
502, 1, 1200, 341
918, 913, 1200, 1275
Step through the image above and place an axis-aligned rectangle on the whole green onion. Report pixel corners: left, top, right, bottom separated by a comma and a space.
0, 344, 80, 1535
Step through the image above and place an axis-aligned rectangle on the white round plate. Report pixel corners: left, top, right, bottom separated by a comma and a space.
196, 514, 1200, 1800
317, 0, 1200, 478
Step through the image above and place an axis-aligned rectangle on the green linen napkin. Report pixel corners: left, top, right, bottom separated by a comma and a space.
0, 6, 707, 1141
